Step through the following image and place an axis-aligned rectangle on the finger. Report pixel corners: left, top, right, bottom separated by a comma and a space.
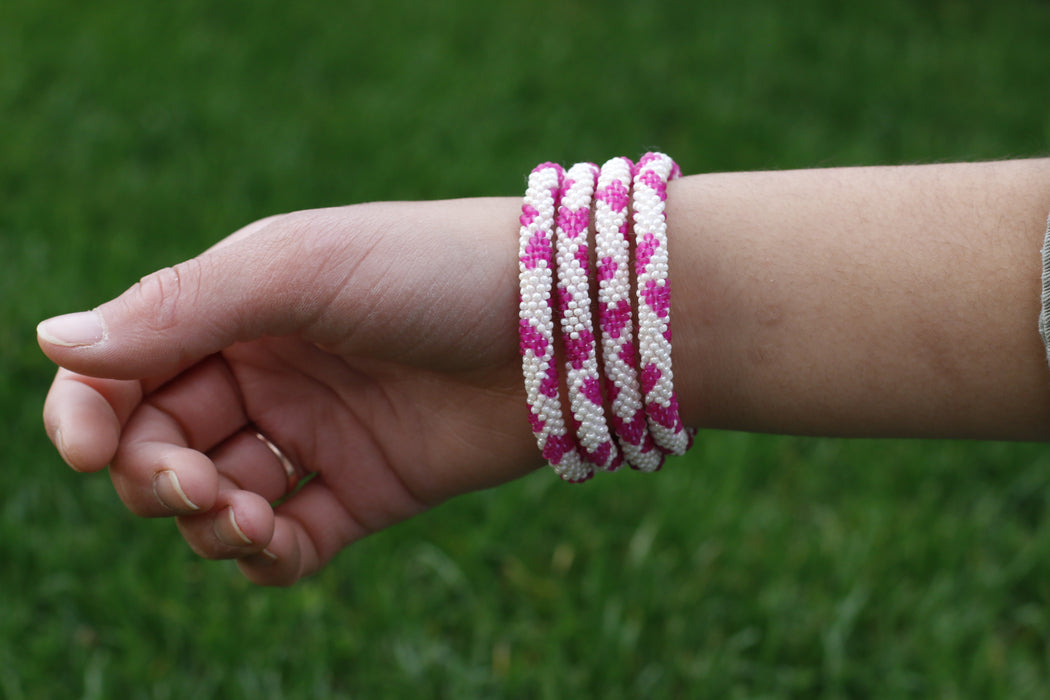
110, 403, 220, 516
175, 486, 275, 560
237, 480, 364, 586
143, 355, 248, 453
236, 514, 301, 587
209, 429, 301, 504
41, 358, 223, 472
42, 369, 142, 471
107, 353, 253, 516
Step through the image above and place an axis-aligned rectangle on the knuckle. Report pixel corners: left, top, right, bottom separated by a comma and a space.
132, 259, 204, 333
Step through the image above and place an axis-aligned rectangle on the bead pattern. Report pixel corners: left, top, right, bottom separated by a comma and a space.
519, 152, 693, 481
555, 162, 621, 472
518, 162, 591, 483
632, 152, 691, 456
594, 157, 663, 471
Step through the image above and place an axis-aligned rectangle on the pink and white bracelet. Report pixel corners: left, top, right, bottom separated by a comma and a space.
594, 157, 663, 472
518, 162, 591, 483
555, 162, 622, 472
519, 152, 691, 481
633, 152, 691, 455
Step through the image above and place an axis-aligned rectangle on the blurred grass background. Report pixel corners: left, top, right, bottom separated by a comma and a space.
3, 0, 1050, 697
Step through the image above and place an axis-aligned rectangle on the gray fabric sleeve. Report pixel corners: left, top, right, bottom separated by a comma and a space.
1040, 211, 1050, 367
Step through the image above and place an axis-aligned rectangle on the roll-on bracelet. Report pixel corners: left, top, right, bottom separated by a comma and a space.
518, 162, 591, 482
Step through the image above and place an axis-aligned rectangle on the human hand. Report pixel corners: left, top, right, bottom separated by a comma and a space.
38, 198, 542, 585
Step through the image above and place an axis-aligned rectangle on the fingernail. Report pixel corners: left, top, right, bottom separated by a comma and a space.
152, 470, 200, 512
53, 427, 81, 472
215, 507, 253, 547
244, 548, 279, 568
37, 311, 106, 348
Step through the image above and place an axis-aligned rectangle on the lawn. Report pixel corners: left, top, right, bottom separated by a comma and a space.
3, 0, 1050, 697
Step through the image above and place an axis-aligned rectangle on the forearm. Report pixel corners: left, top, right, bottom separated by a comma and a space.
666, 159, 1050, 440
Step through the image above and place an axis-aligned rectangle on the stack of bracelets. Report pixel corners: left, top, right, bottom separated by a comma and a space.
518, 152, 694, 482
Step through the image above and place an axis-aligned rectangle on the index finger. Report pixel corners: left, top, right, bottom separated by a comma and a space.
42, 368, 143, 472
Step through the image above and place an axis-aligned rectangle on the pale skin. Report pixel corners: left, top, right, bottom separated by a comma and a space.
37, 159, 1050, 586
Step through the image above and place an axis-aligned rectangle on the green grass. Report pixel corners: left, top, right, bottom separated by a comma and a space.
3, 0, 1050, 696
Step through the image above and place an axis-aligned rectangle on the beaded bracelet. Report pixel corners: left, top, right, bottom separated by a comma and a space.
632, 152, 691, 455
520, 152, 691, 480
593, 156, 663, 471
555, 162, 622, 472
518, 162, 592, 483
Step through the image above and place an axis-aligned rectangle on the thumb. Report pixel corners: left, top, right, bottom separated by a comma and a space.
37, 213, 339, 379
